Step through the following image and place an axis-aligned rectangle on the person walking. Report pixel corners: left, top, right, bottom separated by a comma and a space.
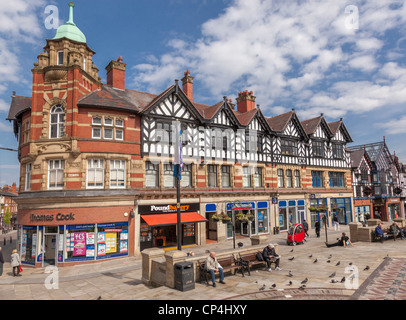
315, 219, 321, 238
333, 213, 340, 231
303, 220, 310, 238
0, 247, 4, 276
11, 249, 21, 277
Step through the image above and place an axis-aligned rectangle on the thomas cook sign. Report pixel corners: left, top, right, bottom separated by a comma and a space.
30, 213, 75, 222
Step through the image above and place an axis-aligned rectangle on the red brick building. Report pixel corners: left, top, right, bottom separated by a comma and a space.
7, 3, 355, 267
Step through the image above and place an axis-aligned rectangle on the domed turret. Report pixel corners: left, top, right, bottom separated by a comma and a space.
53, 2, 86, 43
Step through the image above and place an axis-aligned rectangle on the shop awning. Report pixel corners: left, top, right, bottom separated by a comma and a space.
141, 212, 207, 227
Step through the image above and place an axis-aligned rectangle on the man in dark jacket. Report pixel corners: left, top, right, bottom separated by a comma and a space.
262, 243, 281, 272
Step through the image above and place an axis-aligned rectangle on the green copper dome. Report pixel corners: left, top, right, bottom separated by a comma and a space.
53, 2, 86, 43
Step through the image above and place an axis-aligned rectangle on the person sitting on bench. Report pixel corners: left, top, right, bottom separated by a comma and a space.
205, 251, 226, 287
262, 243, 281, 272
375, 223, 388, 242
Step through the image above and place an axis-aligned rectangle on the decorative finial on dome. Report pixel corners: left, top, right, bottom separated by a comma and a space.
67, 2, 75, 25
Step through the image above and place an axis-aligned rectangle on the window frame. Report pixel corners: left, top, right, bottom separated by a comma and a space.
110, 160, 126, 189
243, 166, 252, 188
48, 159, 65, 190
145, 161, 159, 188
49, 105, 65, 139
207, 164, 218, 188
277, 169, 284, 188
311, 171, 323, 188
86, 159, 105, 189
25, 163, 32, 191
312, 140, 325, 158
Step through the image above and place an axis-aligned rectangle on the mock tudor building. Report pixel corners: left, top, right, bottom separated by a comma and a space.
349, 140, 403, 221
7, 3, 355, 267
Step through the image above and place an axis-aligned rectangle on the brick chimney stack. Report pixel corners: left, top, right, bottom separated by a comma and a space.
181, 70, 194, 102
236, 90, 256, 113
12, 182, 17, 194
106, 56, 126, 90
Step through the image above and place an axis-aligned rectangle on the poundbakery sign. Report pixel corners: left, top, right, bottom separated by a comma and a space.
30, 213, 75, 222
139, 203, 200, 214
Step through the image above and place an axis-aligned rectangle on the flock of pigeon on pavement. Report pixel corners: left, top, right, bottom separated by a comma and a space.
257, 248, 371, 291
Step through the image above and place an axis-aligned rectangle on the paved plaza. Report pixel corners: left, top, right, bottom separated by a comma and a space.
1, 226, 406, 300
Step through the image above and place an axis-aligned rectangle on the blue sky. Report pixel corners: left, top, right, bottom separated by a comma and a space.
1, 0, 406, 186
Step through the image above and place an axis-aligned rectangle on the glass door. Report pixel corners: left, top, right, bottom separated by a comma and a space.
43, 226, 58, 266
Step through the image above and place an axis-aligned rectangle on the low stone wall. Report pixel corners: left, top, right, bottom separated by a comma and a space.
141, 238, 278, 289
349, 218, 405, 242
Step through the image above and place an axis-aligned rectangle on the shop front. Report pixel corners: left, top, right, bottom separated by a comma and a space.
17, 205, 135, 268
278, 200, 306, 231
330, 197, 353, 225
139, 203, 207, 251
224, 201, 270, 238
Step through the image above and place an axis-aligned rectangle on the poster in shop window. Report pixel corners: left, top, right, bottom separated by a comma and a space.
73, 232, 86, 256
105, 233, 117, 254
98, 243, 106, 256
86, 232, 95, 245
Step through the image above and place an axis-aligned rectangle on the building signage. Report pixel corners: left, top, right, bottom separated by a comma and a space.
138, 203, 200, 214
30, 212, 75, 222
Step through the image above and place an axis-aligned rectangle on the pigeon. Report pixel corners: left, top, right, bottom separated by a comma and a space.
328, 254, 332, 259
290, 249, 294, 252
330, 279, 338, 283
288, 257, 295, 261
309, 254, 313, 258
96, 296, 102, 300
288, 281, 293, 286
288, 270, 294, 277
335, 261, 340, 266
271, 283, 276, 289
329, 272, 336, 278
301, 278, 308, 284
259, 284, 266, 291
326, 259, 331, 263
340, 277, 346, 283
349, 262, 353, 266
364, 266, 370, 271
313, 258, 318, 263
298, 285, 306, 290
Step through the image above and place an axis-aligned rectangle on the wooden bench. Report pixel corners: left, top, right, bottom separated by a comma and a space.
372, 229, 396, 242
197, 255, 243, 285
238, 251, 276, 276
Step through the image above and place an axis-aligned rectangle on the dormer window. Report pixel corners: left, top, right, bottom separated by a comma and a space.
49, 105, 65, 139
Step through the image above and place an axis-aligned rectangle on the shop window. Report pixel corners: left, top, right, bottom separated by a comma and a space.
63, 225, 96, 261
48, 159, 65, 189
49, 105, 65, 139
97, 223, 129, 259
221, 165, 231, 187
208, 165, 218, 187
294, 170, 301, 188
21, 226, 38, 265
254, 167, 263, 188
312, 140, 324, 158
243, 166, 252, 188
286, 169, 293, 188
277, 169, 284, 188
145, 161, 159, 188
110, 160, 125, 188
311, 171, 323, 188
87, 159, 104, 189
25, 163, 32, 191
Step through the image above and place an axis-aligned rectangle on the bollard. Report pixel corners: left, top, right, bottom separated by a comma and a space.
3, 238, 5, 246
10, 236, 12, 243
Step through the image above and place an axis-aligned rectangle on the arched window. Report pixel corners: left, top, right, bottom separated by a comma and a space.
49, 105, 65, 139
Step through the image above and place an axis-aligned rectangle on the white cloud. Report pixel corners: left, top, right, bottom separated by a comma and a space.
377, 116, 406, 134
129, 0, 406, 121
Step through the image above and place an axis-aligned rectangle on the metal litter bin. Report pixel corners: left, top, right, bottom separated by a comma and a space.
274, 227, 280, 234
174, 261, 195, 292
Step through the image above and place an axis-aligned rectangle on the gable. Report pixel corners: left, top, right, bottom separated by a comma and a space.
313, 124, 328, 139
283, 119, 300, 138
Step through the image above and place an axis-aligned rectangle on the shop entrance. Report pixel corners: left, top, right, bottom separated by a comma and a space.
43, 226, 58, 266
